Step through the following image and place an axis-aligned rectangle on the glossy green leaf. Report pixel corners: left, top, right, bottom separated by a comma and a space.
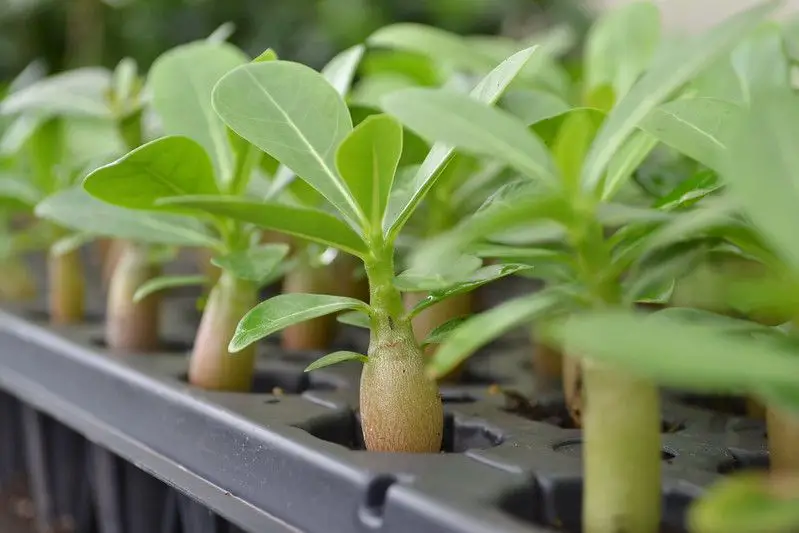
640, 98, 741, 173
304, 351, 368, 372
722, 87, 799, 270
552, 108, 602, 193
335, 115, 402, 230
211, 244, 289, 284
252, 48, 278, 63
429, 290, 561, 379
558, 310, 799, 391
407, 264, 531, 318
584, 2, 661, 98
230, 294, 369, 351
83, 136, 219, 210
384, 88, 556, 184
382, 46, 543, 238
584, 0, 778, 194
421, 316, 470, 347
133, 275, 208, 303
0, 68, 111, 118
35, 187, 218, 247
690, 473, 799, 533
265, 46, 364, 200
158, 196, 368, 257
149, 41, 248, 183
654, 170, 721, 210
337, 310, 370, 329
212, 61, 362, 226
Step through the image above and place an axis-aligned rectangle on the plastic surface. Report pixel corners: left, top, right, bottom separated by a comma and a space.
0, 273, 769, 533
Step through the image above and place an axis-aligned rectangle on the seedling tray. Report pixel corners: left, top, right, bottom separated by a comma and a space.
0, 273, 769, 533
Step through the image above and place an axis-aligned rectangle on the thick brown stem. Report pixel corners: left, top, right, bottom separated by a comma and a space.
0, 257, 36, 302
360, 317, 443, 452
48, 247, 85, 325
106, 242, 161, 352
101, 239, 126, 288
331, 253, 369, 301
583, 361, 661, 533
532, 338, 564, 393
281, 261, 336, 351
188, 271, 256, 391
404, 291, 472, 381
563, 354, 584, 427
767, 406, 799, 473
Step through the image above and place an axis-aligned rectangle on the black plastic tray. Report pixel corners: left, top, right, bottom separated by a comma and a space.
0, 263, 770, 533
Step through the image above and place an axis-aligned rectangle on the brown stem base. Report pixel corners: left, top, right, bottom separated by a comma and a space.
106, 242, 161, 353
767, 405, 799, 473
563, 354, 584, 427
360, 320, 443, 452
188, 271, 256, 391
48, 248, 85, 325
281, 261, 336, 351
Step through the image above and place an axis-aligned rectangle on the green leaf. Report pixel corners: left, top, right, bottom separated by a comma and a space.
83, 136, 220, 210
211, 244, 289, 284
499, 89, 571, 126
407, 264, 531, 318
265, 46, 364, 200
158, 196, 368, 257
601, 131, 658, 201
0, 174, 42, 205
722, 87, 799, 270
335, 114, 402, 230
133, 275, 208, 303
252, 49, 278, 63
382, 46, 543, 239
149, 41, 248, 184
583, 0, 778, 194
654, 170, 721, 210
337, 310, 370, 329
383, 87, 556, 186
230, 294, 369, 351
421, 316, 470, 347
395, 255, 483, 292
584, 1, 661, 98
212, 61, 363, 226
732, 22, 790, 95
0, 68, 112, 118
35, 187, 218, 247
429, 290, 561, 379
689, 472, 799, 533
368, 23, 490, 73
320, 44, 365, 96
558, 310, 799, 391
304, 351, 368, 372
207, 22, 236, 44
639, 98, 741, 173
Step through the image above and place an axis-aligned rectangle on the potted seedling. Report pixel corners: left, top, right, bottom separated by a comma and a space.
380, 2, 776, 530
558, 82, 799, 532
120, 42, 548, 452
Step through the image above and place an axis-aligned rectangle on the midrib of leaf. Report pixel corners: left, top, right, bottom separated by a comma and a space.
651, 105, 726, 149
242, 69, 364, 225
370, 143, 380, 230
179, 61, 232, 182
125, 159, 193, 197
241, 300, 366, 335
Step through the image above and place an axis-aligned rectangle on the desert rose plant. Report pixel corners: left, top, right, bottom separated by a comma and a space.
381, 2, 778, 531
141, 43, 550, 452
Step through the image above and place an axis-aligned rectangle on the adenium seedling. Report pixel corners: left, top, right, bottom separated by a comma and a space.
378, 2, 777, 531
139, 44, 544, 452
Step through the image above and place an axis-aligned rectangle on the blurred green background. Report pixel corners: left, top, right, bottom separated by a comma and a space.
0, 0, 591, 77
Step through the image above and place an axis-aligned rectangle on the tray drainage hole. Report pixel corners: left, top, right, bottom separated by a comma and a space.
301, 410, 504, 453
358, 475, 397, 529
717, 451, 769, 474
91, 336, 192, 354
553, 439, 677, 463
